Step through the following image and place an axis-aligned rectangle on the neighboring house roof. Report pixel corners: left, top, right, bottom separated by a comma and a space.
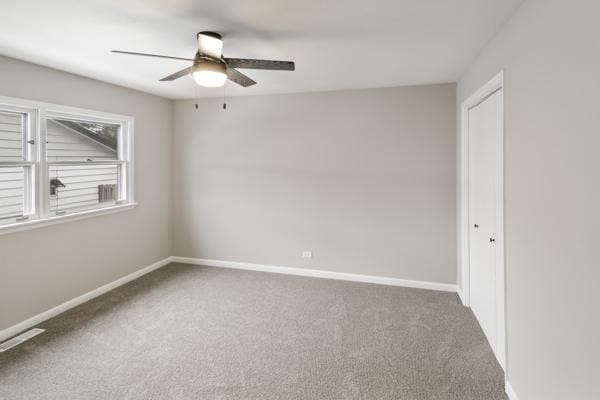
53, 119, 118, 151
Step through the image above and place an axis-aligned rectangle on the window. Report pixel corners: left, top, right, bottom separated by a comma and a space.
0, 96, 134, 232
0, 107, 35, 222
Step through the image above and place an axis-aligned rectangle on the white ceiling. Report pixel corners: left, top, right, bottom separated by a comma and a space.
0, 0, 523, 99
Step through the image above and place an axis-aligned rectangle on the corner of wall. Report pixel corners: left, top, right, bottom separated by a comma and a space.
168, 99, 177, 257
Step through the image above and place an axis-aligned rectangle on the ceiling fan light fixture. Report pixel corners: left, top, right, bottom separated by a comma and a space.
192, 60, 227, 87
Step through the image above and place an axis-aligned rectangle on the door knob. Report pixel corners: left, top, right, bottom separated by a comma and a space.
474, 224, 479, 228
489, 238, 496, 243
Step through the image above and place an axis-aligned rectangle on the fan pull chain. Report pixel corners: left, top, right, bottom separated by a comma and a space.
192, 83, 228, 110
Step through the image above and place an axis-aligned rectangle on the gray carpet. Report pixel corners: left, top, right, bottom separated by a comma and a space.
0, 263, 506, 399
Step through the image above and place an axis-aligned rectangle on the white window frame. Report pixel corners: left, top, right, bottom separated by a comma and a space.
0, 103, 38, 222
0, 95, 135, 235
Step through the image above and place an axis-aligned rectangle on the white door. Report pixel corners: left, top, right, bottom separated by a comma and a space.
468, 89, 501, 360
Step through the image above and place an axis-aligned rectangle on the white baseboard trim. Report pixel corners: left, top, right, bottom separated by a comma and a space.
505, 380, 520, 400
0, 256, 174, 343
457, 287, 467, 306
1, 256, 457, 343
171, 257, 457, 293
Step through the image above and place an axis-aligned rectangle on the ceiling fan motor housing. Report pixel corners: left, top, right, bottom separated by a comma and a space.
197, 31, 223, 59
197, 31, 222, 40
193, 58, 226, 74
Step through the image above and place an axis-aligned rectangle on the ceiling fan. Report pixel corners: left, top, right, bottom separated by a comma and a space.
111, 31, 295, 88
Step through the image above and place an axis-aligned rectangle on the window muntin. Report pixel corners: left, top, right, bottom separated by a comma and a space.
0, 99, 133, 229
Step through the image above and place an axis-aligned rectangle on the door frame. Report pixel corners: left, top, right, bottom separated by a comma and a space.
459, 70, 506, 370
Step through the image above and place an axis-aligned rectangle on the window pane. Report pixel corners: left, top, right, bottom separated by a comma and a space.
0, 166, 25, 220
49, 164, 119, 213
0, 111, 25, 162
46, 118, 118, 162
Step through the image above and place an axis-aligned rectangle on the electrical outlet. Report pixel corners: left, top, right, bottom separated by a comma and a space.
302, 251, 313, 259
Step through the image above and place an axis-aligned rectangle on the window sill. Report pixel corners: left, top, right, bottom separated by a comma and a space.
0, 203, 138, 236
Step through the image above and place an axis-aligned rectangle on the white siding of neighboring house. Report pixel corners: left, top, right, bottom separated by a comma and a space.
47, 120, 118, 212
0, 167, 24, 219
46, 120, 117, 161
0, 111, 25, 220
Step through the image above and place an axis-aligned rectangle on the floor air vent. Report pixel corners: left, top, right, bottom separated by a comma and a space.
0, 328, 45, 352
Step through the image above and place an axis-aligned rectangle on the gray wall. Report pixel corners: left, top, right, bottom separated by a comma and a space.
0, 56, 172, 331
457, 0, 600, 398
173, 84, 456, 284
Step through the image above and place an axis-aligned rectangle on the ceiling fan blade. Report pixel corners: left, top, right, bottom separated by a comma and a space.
159, 66, 193, 81
224, 58, 295, 71
226, 68, 257, 87
111, 50, 194, 62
